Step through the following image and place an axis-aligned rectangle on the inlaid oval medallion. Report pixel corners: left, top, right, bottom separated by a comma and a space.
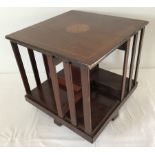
66, 24, 90, 33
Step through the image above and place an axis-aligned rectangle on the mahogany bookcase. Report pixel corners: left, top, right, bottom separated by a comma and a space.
6, 10, 148, 143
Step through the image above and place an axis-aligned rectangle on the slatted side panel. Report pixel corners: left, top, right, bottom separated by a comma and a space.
81, 66, 92, 134
10, 42, 31, 94
128, 33, 138, 91
134, 28, 145, 85
121, 39, 130, 101
28, 48, 41, 86
42, 53, 50, 79
63, 62, 77, 126
47, 55, 63, 118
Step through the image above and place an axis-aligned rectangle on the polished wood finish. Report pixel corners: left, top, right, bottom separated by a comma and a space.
6, 11, 148, 143
11, 42, 30, 94
6, 10, 148, 68
91, 68, 130, 99
58, 78, 81, 93
42, 54, 50, 79
81, 66, 92, 134
128, 33, 138, 91
134, 28, 145, 84
25, 68, 137, 142
121, 39, 130, 100
28, 48, 41, 86
63, 62, 77, 126
47, 55, 63, 118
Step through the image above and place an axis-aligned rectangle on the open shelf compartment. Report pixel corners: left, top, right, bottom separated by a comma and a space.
25, 66, 135, 136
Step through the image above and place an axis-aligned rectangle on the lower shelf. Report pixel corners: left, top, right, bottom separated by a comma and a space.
65, 91, 119, 132
25, 68, 137, 142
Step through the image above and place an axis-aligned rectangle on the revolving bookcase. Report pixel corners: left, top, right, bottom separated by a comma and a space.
6, 10, 148, 143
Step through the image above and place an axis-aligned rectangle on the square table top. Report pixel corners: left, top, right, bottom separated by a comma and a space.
6, 10, 148, 68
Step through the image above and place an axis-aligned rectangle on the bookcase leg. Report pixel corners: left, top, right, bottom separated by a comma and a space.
81, 66, 92, 134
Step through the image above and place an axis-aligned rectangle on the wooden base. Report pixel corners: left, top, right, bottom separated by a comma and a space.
25, 68, 138, 143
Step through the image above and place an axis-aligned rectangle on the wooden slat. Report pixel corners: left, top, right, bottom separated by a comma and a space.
63, 62, 77, 126
81, 66, 92, 134
10, 42, 30, 94
42, 53, 50, 79
134, 28, 145, 84
47, 55, 63, 118
121, 39, 130, 100
28, 48, 41, 86
128, 33, 138, 91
